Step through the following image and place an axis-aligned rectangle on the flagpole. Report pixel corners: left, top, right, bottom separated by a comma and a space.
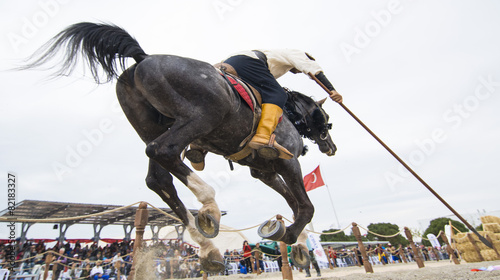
325, 184, 341, 229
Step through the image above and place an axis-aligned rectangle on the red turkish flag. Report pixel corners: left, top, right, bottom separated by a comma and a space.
303, 165, 325, 192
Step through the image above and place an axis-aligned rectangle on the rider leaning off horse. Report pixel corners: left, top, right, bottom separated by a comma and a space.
188, 49, 342, 170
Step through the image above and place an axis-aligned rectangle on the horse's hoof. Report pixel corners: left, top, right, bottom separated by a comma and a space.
200, 249, 225, 273
195, 213, 219, 238
258, 220, 286, 241
290, 245, 310, 269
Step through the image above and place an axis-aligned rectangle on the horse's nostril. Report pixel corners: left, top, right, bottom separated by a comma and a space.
326, 148, 336, 156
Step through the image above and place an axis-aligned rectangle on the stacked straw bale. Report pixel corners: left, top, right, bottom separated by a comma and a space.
453, 215, 500, 262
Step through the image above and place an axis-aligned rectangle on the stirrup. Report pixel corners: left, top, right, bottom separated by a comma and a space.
185, 148, 207, 171
257, 146, 280, 160
252, 134, 293, 160
185, 149, 206, 163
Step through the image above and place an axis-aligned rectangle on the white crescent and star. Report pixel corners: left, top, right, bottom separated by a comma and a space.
311, 173, 317, 184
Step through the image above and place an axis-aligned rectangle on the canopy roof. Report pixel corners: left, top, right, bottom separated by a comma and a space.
0, 200, 225, 227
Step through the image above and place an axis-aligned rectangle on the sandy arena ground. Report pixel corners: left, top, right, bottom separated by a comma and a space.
207, 260, 500, 280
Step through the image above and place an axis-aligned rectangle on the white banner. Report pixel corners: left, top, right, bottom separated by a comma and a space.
427, 233, 441, 249
307, 233, 329, 268
444, 225, 452, 243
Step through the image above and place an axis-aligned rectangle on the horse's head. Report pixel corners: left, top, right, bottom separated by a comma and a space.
283, 89, 337, 156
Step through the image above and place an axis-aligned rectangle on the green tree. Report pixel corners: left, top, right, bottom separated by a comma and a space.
422, 217, 468, 246
366, 223, 409, 246
320, 229, 350, 242
320, 229, 365, 242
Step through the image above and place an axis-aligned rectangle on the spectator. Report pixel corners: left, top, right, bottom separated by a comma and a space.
273, 245, 282, 271
375, 244, 387, 265
253, 243, 264, 272
304, 250, 321, 277
53, 248, 67, 279
242, 240, 252, 273
90, 260, 108, 280
353, 247, 363, 266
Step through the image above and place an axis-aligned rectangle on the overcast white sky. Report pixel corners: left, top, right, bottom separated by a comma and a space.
1, 0, 500, 244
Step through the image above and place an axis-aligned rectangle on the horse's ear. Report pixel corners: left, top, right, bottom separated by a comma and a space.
317, 98, 327, 106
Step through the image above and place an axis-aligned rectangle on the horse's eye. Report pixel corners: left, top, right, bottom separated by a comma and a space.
320, 132, 328, 140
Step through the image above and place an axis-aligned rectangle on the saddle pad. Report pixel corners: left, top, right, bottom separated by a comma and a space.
221, 73, 254, 112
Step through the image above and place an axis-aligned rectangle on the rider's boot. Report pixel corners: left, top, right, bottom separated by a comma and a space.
248, 103, 293, 160
185, 144, 207, 171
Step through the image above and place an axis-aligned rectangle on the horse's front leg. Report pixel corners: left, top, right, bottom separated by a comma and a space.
251, 159, 315, 244
145, 160, 224, 272
252, 160, 314, 268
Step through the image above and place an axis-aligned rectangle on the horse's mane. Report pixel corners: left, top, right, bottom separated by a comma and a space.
283, 88, 322, 139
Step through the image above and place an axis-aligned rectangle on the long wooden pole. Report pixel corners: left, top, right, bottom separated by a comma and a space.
43, 252, 53, 280
309, 73, 493, 249
439, 232, 460, 265
277, 215, 293, 280
404, 227, 425, 268
351, 223, 373, 273
128, 201, 149, 280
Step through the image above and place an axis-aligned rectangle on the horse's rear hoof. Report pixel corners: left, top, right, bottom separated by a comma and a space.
258, 220, 286, 241
195, 213, 219, 238
200, 250, 225, 273
290, 245, 310, 269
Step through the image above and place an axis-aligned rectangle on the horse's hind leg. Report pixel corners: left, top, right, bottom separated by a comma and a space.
135, 57, 227, 239
145, 122, 222, 238
145, 160, 224, 272
117, 70, 224, 272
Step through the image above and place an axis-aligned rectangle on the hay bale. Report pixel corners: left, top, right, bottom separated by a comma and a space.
456, 242, 474, 252
454, 232, 468, 243
495, 233, 500, 241
461, 252, 482, 263
477, 242, 491, 251
480, 215, 500, 224
480, 249, 500, 261
484, 223, 500, 233
469, 231, 493, 242
494, 240, 500, 252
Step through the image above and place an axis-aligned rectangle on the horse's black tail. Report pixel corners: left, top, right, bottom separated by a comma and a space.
23, 22, 147, 83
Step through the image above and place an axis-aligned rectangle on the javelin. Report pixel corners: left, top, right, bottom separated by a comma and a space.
309, 73, 493, 249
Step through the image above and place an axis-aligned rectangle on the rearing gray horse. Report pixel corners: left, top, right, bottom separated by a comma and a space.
24, 22, 337, 271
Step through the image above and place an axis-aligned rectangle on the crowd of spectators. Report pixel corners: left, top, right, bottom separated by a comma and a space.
0, 239, 460, 279
325, 243, 457, 267
0, 239, 202, 279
